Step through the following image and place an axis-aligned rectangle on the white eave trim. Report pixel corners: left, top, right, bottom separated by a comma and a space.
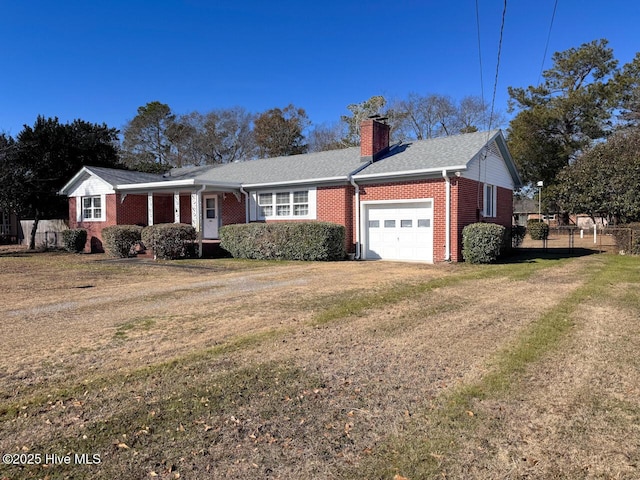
59, 167, 98, 195
116, 179, 242, 191
241, 176, 347, 189
353, 165, 468, 181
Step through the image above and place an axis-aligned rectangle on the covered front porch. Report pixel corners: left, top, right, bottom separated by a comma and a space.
117, 179, 246, 256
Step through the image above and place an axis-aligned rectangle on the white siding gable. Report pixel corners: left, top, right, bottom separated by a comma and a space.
68, 175, 115, 198
461, 141, 514, 189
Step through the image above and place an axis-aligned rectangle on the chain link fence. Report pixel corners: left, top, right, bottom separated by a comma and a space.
517, 225, 620, 254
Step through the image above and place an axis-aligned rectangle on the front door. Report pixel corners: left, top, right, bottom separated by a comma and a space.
203, 195, 219, 239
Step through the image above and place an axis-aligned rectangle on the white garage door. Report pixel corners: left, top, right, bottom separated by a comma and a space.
364, 201, 433, 262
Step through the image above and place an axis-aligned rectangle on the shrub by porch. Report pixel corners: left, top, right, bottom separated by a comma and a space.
219, 222, 346, 261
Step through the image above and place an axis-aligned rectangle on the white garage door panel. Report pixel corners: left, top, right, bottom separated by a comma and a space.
365, 202, 433, 262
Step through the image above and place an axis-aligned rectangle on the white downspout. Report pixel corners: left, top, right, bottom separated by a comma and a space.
239, 186, 250, 223
443, 169, 451, 262
349, 176, 361, 259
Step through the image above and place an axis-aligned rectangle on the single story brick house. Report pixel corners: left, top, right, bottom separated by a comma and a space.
60, 119, 521, 262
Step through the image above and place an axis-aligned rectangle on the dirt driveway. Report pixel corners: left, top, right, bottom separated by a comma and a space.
0, 249, 638, 479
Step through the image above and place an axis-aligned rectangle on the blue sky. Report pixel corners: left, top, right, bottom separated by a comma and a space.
1, 0, 638, 137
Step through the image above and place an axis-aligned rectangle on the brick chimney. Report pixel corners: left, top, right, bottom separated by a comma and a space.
360, 117, 390, 162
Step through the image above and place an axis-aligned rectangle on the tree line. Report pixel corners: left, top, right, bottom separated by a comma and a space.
119, 93, 494, 172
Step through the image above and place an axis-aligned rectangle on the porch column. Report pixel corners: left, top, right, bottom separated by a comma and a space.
191, 189, 203, 258
147, 192, 154, 226
174, 191, 180, 223
191, 192, 201, 233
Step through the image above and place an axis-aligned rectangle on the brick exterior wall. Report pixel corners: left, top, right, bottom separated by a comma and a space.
221, 193, 246, 225
153, 196, 173, 224
180, 195, 192, 224
450, 178, 514, 261
317, 185, 355, 252
69, 194, 119, 253
451, 177, 481, 262
117, 194, 148, 226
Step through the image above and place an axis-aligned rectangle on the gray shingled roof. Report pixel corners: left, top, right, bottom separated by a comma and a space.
85, 166, 165, 186
163, 130, 503, 186
166, 146, 365, 185
354, 130, 501, 178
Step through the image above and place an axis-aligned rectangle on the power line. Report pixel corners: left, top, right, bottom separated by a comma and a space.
487, 0, 507, 132
475, 0, 486, 118
537, 0, 559, 85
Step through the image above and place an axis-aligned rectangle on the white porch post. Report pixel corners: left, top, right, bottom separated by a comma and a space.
174, 191, 180, 224
191, 192, 200, 232
191, 187, 204, 257
147, 192, 154, 226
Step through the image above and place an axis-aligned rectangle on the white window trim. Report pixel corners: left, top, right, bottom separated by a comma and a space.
251, 188, 317, 221
483, 184, 497, 218
78, 194, 106, 222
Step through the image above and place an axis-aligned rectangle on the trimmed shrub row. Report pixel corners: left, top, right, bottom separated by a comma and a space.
61, 228, 87, 253
527, 219, 549, 240
462, 222, 506, 264
142, 223, 197, 259
219, 222, 346, 261
101, 223, 197, 259
102, 225, 143, 258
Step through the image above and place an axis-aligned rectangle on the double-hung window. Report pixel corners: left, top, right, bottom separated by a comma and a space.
483, 184, 496, 218
82, 196, 103, 221
255, 189, 314, 220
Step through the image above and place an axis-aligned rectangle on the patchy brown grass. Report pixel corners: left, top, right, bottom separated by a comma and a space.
0, 246, 638, 479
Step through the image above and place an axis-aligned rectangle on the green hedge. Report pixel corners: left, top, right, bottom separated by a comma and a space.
219, 222, 346, 261
462, 222, 506, 264
61, 228, 87, 253
142, 223, 197, 259
102, 225, 142, 258
611, 223, 640, 255
527, 219, 549, 240
511, 225, 527, 248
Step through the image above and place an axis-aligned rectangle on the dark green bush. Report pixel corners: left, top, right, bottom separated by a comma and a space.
61, 228, 87, 253
142, 223, 197, 259
511, 225, 527, 248
527, 219, 549, 240
610, 223, 640, 255
219, 222, 346, 261
102, 225, 142, 258
462, 222, 506, 264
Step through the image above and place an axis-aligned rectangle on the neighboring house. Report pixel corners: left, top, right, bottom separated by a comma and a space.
0, 209, 20, 243
60, 119, 521, 262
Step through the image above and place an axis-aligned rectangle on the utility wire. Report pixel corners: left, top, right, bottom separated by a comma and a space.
487, 0, 507, 133
475, 0, 486, 119
537, 0, 559, 85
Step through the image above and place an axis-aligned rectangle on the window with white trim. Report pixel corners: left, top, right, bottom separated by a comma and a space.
255, 189, 315, 220
483, 184, 497, 218
81, 195, 103, 221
